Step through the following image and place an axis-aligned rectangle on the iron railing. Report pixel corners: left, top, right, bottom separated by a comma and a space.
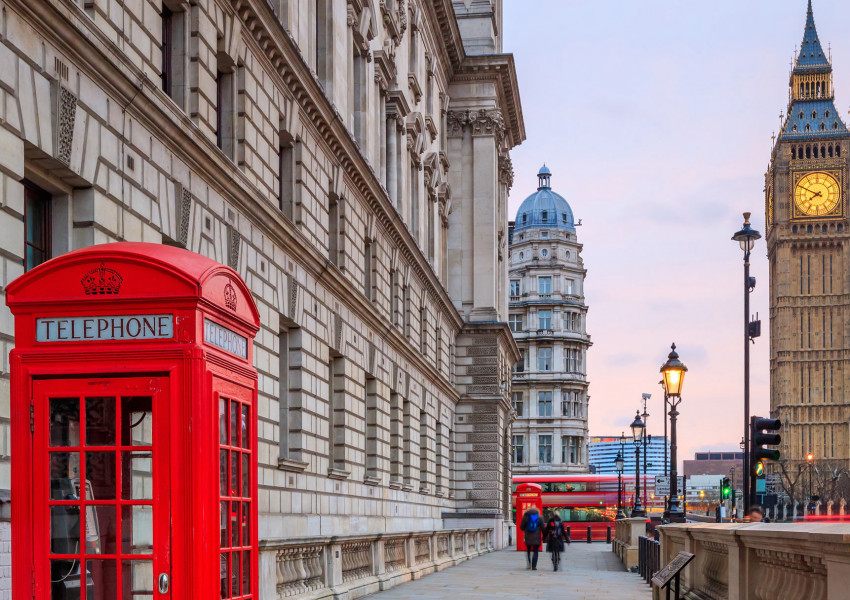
637, 533, 661, 584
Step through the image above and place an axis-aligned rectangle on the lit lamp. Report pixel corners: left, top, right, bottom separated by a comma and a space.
807, 452, 815, 514
630, 410, 646, 518
661, 343, 688, 523
732, 212, 761, 514
615, 450, 625, 519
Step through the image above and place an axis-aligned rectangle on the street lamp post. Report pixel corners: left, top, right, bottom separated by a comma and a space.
807, 452, 814, 514
630, 411, 647, 518
615, 448, 625, 519
732, 212, 762, 514
661, 343, 688, 523
641, 393, 651, 508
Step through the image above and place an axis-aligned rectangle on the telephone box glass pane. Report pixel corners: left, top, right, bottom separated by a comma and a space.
49, 398, 80, 447
89, 504, 116, 554
230, 502, 239, 547
86, 451, 117, 500
230, 401, 238, 447
122, 451, 153, 500
241, 404, 249, 449
121, 397, 152, 446
87, 558, 117, 599
50, 452, 80, 499
231, 452, 239, 497
123, 559, 154, 599
242, 453, 249, 496
243, 550, 251, 594
242, 502, 250, 545
221, 501, 228, 548
231, 551, 241, 597
85, 397, 116, 446
220, 553, 229, 598
51, 558, 89, 599
122, 505, 153, 554
220, 450, 228, 496
220, 398, 227, 445
50, 506, 80, 554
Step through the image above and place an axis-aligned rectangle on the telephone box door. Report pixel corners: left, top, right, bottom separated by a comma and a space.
33, 376, 171, 599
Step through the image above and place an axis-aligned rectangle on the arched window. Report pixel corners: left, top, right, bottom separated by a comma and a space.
839, 224, 844, 233
821, 123, 827, 131
806, 146, 811, 158
822, 225, 828, 233
805, 124, 811, 132
541, 210, 548, 222
829, 146, 833, 157
826, 109, 831, 118
834, 122, 840, 130
541, 249, 549, 258
519, 252, 524, 260
821, 146, 826, 157
793, 124, 799, 132
807, 225, 813, 233
812, 110, 818, 119
793, 225, 798, 233
799, 111, 805, 119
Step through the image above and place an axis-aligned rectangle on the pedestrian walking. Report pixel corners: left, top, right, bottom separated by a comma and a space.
519, 506, 542, 570
543, 514, 568, 571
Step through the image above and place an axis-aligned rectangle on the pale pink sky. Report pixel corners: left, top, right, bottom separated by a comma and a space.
503, 0, 850, 466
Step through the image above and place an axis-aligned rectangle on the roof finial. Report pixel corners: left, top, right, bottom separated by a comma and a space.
808, 0, 813, 15
537, 164, 552, 190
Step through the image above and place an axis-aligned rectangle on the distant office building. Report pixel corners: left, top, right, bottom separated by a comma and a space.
588, 436, 670, 475
683, 451, 745, 491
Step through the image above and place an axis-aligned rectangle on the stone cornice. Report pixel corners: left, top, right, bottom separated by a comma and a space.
426, 0, 465, 71
451, 54, 525, 149
14, 0, 464, 399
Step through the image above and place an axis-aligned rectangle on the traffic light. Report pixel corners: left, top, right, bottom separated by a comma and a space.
751, 416, 782, 465
721, 477, 731, 499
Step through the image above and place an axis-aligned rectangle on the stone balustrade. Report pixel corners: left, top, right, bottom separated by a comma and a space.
260, 528, 494, 600
612, 517, 647, 570
654, 523, 850, 600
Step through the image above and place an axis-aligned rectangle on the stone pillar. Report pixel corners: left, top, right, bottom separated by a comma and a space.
327, 543, 343, 587
828, 500, 835, 516
373, 537, 386, 576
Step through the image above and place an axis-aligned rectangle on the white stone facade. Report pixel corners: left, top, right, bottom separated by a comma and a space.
508, 168, 590, 475
0, 0, 523, 595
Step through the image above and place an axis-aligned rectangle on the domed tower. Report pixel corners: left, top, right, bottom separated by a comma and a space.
508, 166, 591, 475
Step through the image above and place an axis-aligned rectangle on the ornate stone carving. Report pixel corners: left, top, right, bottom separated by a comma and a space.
179, 188, 192, 247
498, 154, 514, 189
446, 109, 506, 145
341, 540, 373, 582
56, 86, 77, 165
380, 0, 407, 45
227, 225, 241, 269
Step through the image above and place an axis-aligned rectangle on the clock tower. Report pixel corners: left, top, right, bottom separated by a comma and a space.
767, 0, 850, 470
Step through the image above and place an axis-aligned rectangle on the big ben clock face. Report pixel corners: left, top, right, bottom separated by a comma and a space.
794, 172, 841, 216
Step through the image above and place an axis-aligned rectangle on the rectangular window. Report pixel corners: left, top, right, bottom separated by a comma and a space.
24, 180, 51, 271
569, 437, 581, 464
509, 314, 523, 332
278, 140, 295, 219
278, 328, 291, 459
561, 392, 570, 416
513, 351, 526, 373
512, 435, 524, 464
565, 279, 574, 295
561, 436, 569, 464
328, 353, 345, 471
538, 391, 553, 417
538, 277, 552, 295
161, 6, 173, 93
510, 280, 521, 296
216, 67, 235, 159
512, 392, 523, 417
410, 162, 419, 242
365, 377, 379, 479
364, 238, 373, 299
538, 435, 552, 464
328, 194, 339, 265
538, 347, 552, 372
538, 310, 552, 330
419, 302, 428, 354
160, 3, 186, 106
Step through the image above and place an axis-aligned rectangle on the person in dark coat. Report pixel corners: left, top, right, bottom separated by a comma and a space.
519, 506, 542, 570
543, 514, 568, 571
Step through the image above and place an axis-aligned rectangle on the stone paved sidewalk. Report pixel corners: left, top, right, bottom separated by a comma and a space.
365, 542, 652, 599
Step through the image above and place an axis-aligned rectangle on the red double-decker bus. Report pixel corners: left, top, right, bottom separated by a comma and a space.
512, 474, 660, 540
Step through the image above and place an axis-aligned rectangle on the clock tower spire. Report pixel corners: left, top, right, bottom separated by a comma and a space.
767, 0, 850, 474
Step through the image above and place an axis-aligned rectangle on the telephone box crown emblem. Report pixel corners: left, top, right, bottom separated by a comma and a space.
81, 263, 123, 295
224, 282, 237, 310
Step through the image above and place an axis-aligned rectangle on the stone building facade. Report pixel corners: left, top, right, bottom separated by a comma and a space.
508, 167, 590, 475
0, 0, 523, 596
767, 1, 850, 472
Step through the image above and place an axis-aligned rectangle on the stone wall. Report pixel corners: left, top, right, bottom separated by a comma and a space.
0, 0, 524, 594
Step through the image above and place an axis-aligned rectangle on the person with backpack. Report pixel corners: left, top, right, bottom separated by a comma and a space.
519, 506, 542, 570
543, 514, 568, 571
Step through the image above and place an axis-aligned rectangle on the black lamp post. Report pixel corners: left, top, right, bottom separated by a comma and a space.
630, 410, 646, 518
807, 452, 814, 514
615, 447, 625, 519
732, 212, 761, 514
661, 343, 688, 523
641, 394, 651, 508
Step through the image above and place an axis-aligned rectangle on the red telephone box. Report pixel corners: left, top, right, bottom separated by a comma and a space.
515, 483, 543, 551
7, 243, 260, 600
